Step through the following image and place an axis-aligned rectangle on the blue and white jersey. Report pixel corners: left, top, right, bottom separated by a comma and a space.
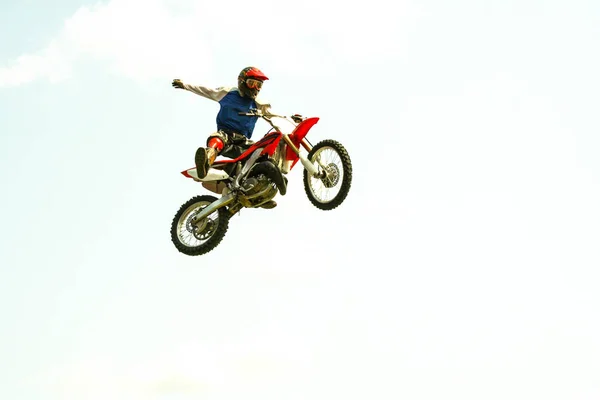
182, 83, 272, 139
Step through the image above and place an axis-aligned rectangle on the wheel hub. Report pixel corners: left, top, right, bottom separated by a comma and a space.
321, 163, 340, 188
186, 208, 215, 240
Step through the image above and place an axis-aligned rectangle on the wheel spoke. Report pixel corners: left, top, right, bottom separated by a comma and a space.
177, 203, 220, 247
303, 140, 352, 211
171, 194, 231, 256
308, 147, 343, 203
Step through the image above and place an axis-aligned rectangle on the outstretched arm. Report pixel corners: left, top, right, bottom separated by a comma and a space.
172, 79, 229, 102
256, 97, 273, 115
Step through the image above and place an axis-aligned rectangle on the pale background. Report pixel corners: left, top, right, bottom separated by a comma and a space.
1, 0, 599, 399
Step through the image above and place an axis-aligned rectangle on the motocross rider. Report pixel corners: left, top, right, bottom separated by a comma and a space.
172, 66, 276, 209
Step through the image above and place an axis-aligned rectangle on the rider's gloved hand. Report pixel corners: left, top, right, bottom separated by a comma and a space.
172, 79, 184, 89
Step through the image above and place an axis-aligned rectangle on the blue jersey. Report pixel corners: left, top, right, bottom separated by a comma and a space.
181, 83, 272, 139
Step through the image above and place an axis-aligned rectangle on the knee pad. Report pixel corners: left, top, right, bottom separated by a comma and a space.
207, 137, 224, 151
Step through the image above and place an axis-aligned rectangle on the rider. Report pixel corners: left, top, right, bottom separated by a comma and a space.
172, 66, 277, 208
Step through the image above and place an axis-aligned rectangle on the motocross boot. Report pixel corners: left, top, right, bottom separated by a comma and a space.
195, 147, 218, 179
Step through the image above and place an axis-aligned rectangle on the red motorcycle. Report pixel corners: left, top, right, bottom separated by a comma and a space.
170, 110, 353, 256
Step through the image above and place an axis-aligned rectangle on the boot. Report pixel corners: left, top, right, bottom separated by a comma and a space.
195, 147, 218, 179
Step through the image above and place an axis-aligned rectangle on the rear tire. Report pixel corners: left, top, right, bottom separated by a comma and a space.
170, 195, 230, 256
303, 139, 352, 210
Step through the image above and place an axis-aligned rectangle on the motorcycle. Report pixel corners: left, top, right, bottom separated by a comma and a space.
170, 109, 353, 256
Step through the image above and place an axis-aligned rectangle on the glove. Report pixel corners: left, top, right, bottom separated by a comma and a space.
172, 79, 184, 89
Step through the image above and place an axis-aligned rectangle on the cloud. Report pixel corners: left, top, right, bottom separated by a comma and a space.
0, 40, 72, 86
0, 0, 414, 87
1, 0, 212, 87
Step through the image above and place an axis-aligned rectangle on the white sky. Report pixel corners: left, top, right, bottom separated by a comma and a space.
1, 0, 599, 399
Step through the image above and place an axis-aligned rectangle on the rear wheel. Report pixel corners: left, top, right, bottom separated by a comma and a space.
170, 195, 230, 256
303, 139, 352, 210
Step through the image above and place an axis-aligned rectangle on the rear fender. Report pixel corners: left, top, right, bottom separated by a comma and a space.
181, 167, 229, 182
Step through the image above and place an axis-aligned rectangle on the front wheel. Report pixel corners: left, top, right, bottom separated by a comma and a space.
303, 139, 353, 210
170, 195, 230, 256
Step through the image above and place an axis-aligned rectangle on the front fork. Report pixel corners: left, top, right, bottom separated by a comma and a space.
281, 134, 324, 178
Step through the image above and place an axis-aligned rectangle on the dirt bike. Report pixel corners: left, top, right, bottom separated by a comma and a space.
170, 109, 353, 256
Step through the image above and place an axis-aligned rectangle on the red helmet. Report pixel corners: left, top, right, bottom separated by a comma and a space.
238, 66, 268, 99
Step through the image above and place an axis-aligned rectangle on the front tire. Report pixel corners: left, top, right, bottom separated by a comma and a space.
170, 195, 230, 256
303, 139, 353, 210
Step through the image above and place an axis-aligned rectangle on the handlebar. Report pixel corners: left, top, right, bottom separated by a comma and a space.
237, 109, 285, 119
238, 109, 306, 125
238, 109, 306, 132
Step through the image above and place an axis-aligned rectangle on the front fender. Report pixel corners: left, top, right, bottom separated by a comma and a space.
286, 117, 319, 161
